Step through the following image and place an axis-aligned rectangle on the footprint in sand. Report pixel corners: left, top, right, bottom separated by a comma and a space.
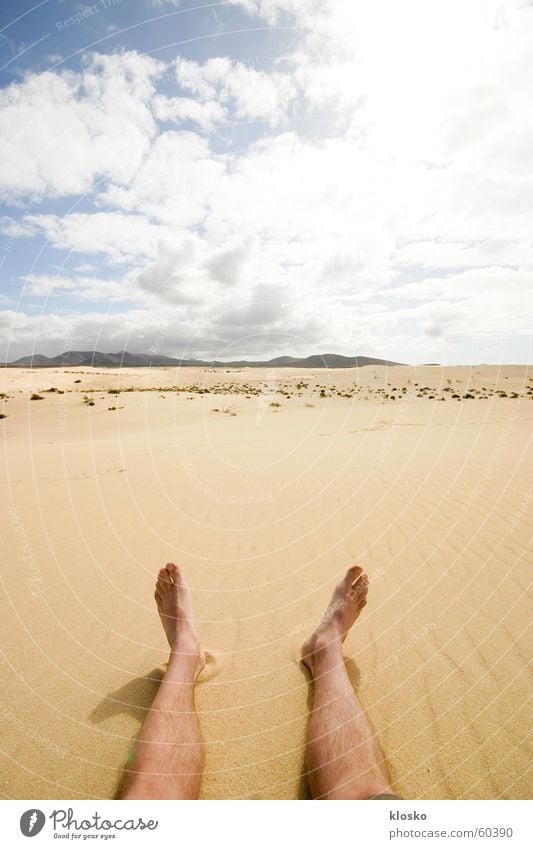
196, 651, 221, 683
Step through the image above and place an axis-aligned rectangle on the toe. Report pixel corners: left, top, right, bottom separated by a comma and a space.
165, 563, 180, 583
347, 564, 363, 585
357, 573, 369, 593
348, 572, 368, 602
356, 580, 369, 604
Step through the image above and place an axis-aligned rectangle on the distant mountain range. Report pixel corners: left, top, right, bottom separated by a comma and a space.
4, 351, 404, 369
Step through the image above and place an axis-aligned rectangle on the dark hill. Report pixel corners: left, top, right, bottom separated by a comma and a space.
5, 351, 404, 368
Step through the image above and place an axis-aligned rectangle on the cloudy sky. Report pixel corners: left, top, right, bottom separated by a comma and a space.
0, 0, 531, 363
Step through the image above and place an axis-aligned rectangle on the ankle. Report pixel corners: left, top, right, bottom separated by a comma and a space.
303, 630, 343, 677
167, 634, 203, 677
312, 629, 343, 658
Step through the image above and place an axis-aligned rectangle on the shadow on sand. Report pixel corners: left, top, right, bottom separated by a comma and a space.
90, 666, 164, 798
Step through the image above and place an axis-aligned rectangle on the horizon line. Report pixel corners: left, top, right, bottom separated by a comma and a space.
3, 349, 532, 368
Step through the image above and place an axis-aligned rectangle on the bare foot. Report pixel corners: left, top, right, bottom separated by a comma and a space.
154, 563, 205, 679
301, 565, 369, 676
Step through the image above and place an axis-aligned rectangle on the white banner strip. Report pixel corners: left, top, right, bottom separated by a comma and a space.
2, 799, 532, 848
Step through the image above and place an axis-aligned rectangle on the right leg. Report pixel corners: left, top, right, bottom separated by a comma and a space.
302, 566, 396, 800
121, 564, 205, 800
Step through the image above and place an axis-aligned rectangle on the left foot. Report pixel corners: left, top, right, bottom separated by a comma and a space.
301, 565, 369, 676
154, 563, 205, 678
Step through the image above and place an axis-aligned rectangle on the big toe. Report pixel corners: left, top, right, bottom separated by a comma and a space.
345, 564, 363, 589
351, 573, 369, 604
165, 562, 181, 583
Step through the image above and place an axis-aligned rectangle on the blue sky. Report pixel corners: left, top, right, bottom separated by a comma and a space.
0, 0, 531, 363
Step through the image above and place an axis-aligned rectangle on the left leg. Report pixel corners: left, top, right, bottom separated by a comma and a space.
121, 564, 205, 800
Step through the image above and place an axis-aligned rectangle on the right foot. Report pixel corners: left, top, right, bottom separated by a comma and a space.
154, 563, 205, 679
301, 565, 369, 676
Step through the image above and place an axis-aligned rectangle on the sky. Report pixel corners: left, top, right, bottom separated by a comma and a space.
0, 0, 532, 364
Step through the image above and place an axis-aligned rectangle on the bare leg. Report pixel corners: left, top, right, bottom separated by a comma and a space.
121, 564, 205, 800
301, 566, 394, 800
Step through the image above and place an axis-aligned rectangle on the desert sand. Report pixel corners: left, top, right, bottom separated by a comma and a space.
0, 363, 531, 799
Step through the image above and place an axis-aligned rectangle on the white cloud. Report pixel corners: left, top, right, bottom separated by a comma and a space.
150, 0, 181, 7
100, 131, 225, 226
0, 216, 38, 238
22, 212, 170, 264
394, 240, 533, 272
384, 267, 532, 349
21, 274, 139, 302
74, 263, 98, 273
228, 0, 324, 26
137, 238, 208, 304
135, 235, 257, 305
173, 57, 296, 123
0, 51, 162, 201
153, 94, 226, 129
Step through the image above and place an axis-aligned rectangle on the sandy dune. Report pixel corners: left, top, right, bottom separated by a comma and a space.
1, 364, 531, 799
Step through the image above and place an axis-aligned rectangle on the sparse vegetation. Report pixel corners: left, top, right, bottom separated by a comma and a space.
211, 403, 237, 415
30, 393, 43, 400
18, 370, 525, 408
